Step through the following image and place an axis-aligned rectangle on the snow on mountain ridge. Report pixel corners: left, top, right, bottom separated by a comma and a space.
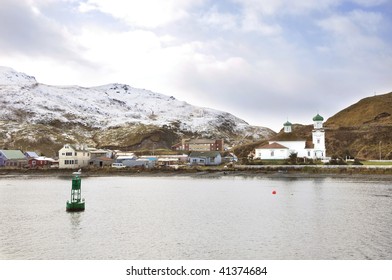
0, 67, 274, 141
0, 66, 37, 86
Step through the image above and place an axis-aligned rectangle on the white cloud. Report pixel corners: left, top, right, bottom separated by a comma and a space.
200, 6, 238, 30
240, 11, 282, 35
317, 9, 386, 57
79, 0, 206, 28
233, 0, 341, 16
351, 0, 389, 7
318, 9, 383, 35
1, 0, 392, 131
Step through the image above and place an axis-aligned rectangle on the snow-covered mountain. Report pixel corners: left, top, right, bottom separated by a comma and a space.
0, 66, 37, 86
0, 66, 275, 156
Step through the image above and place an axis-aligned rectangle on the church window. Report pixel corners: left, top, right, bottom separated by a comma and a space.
271, 151, 274, 156
317, 139, 320, 144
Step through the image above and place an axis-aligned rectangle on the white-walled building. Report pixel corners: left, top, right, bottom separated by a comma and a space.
255, 114, 327, 160
58, 144, 91, 169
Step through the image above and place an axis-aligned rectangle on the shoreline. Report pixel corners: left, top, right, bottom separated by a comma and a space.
2, 165, 392, 180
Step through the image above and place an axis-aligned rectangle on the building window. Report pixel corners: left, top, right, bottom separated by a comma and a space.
317, 139, 320, 144
308, 151, 310, 157
271, 151, 274, 156
66, 152, 72, 156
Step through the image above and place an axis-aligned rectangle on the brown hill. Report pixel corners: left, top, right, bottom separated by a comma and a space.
324, 92, 392, 160
326, 92, 392, 127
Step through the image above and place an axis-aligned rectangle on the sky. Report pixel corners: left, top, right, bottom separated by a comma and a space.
1, 0, 392, 132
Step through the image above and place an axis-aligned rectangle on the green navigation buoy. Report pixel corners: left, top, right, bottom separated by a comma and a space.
66, 170, 85, 212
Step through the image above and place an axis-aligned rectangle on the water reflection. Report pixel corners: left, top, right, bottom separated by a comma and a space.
69, 212, 83, 240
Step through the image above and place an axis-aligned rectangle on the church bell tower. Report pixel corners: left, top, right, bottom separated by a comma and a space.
312, 114, 326, 159
283, 121, 292, 133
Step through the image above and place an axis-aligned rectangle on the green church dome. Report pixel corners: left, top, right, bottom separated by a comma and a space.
283, 121, 292, 126
312, 114, 324, 121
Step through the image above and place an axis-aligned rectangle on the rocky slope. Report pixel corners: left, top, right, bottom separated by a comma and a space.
324, 92, 392, 160
0, 66, 275, 156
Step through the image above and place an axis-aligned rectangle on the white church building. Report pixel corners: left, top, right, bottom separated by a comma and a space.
255, 114, 327, 160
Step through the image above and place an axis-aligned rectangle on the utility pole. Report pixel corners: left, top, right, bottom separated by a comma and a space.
379, 141, 382, 161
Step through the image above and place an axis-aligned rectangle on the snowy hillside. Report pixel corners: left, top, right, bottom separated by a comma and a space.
0, 66, 37, 86
0, 67, 275, 154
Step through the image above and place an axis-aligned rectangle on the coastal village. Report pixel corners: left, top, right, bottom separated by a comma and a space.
2, 67, 391, 170
0, 139, 234, 170
0, 114, 332, 170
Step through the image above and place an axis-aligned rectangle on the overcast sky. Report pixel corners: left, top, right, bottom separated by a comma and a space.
1, 0, 391, 132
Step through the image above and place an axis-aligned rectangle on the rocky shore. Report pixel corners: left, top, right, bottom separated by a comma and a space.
1, 164, 392, 180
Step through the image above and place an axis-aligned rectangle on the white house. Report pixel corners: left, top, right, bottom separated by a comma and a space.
255, 114, 327, 160
255, 142, 290, 160
189, 151, 222, 166
58, 144, 91, 169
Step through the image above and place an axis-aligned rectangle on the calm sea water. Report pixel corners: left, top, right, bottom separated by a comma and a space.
0, 174, 391, 260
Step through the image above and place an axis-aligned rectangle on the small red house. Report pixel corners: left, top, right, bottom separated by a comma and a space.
28, 157, 55, 168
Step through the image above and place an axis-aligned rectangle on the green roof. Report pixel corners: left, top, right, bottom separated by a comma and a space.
313, 114, 324, 121
283, 121, 292, 126
0, 150, 26, 159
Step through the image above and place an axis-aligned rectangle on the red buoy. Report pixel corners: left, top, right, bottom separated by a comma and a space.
272, 190, 276, 195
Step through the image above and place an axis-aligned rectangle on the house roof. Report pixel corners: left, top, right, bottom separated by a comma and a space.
25, 151, 39, 158
188, 139, 216, 144
63, 144, 89, 152
34, 156, 55, 161
90, 150, 109, 154
117, 155, 137, 160
158, 158, 179, 162
0, 150, 26, 159
256, 142, 289, 149
189, 151, 221, 157
91, 157, 113, 161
